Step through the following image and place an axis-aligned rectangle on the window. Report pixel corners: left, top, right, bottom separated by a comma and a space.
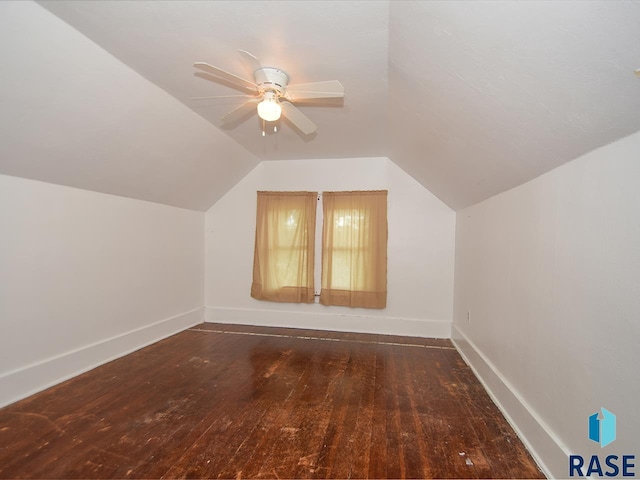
251, 190, 388, 309
251, 191, 316, 303
320, 190, 388, 309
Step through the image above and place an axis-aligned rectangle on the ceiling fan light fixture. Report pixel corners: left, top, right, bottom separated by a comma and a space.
194, 51, 344, 134
257, 92, 282, 122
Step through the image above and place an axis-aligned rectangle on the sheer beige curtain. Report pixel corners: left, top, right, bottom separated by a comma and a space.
320, 190, 387, 309
251, 191, 317, 303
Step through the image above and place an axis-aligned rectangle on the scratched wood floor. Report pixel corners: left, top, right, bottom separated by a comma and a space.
0, 323, 544, 479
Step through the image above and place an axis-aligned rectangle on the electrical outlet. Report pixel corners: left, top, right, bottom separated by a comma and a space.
467, 310, 471, 323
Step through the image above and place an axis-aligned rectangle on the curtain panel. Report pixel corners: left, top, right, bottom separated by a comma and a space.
320, 190, 388, 309
251, 191, 317, 303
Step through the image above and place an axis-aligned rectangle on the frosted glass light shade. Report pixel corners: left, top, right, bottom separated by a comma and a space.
257, 93, 282, 122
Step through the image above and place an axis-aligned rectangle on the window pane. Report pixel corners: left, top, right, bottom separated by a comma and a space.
320, 191, 387, 309
251, 192, 316, 303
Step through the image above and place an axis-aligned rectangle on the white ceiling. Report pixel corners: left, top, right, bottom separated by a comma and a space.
389, 1, 640, 208
2, 1, 640, 211
0, 1, 259, 211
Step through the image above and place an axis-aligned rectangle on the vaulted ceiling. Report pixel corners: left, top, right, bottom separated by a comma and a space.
1, 1, 639, 211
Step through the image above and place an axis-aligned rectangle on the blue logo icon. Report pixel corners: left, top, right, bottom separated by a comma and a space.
589, 407, 616, 448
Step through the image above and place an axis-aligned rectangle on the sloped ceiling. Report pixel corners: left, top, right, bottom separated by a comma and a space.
36, 0, 390, 162
389, 1, 640, 209
0, 1, 259, 211
2, 1, 640, 211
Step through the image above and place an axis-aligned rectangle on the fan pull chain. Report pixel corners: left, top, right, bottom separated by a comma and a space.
262, 118, 266, 137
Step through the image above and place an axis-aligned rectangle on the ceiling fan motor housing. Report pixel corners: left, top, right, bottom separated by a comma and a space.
255, 67, 289, 96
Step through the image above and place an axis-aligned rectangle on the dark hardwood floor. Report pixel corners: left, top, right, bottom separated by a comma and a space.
0, 323, 544, 479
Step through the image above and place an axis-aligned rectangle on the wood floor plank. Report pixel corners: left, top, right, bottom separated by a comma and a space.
170, 338, 303, 479
157, 335, 298, 479
241, 346, 332, 479
0, 323, 544, 479
367, 350, 389, 479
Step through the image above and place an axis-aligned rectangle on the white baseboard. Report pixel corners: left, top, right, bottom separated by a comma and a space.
204, 306, 451, 338
451, 324, 568, 479
0, 307, 203, 409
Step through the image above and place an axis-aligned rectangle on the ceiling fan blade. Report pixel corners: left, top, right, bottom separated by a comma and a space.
194, 62, 257, 91
280, 101, 317, 135
286, 80, 344, 100
238, 49, 262, 74
194, 72, 257, 94
190, 94, 257, 100
220, 99, 260, 124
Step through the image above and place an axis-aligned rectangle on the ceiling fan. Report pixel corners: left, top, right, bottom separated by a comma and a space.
192, 50, 344, 135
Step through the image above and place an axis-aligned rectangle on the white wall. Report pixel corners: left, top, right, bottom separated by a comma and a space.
205, 157, 456, 338
0, 174, 204, 407
453, 131, 640, 478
